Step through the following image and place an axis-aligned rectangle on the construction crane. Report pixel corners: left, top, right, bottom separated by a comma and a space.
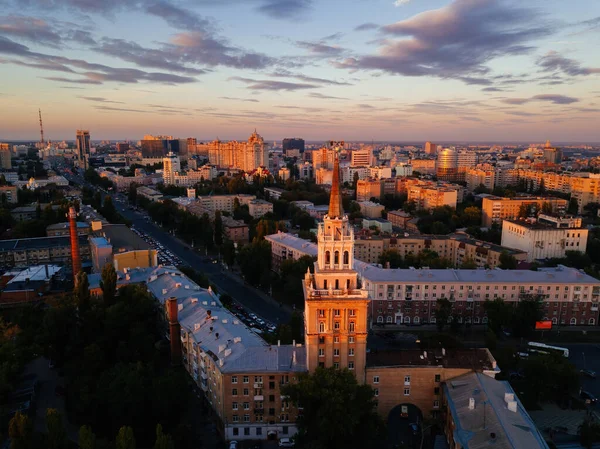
38, 108, 45, 145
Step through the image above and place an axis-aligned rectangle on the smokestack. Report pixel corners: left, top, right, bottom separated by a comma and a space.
69, 207, 82, 282
167, 297, 182, 366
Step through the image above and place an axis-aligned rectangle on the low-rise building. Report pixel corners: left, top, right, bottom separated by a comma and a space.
223, 217, 249, 245
137, 186, 164, 202
11, 204, 61, 221
0, 265, 63, 306
46, 221, 91, 237
465, 167, 495, 192
362, 218, 393, 233
501, 215, 588, 261
0, 235, 91, 269
387, 210, 412, 229
0, 185, 18, 204
248, 199, 273, 218
358, 201, 384, 218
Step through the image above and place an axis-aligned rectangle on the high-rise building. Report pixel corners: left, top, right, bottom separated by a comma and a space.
436, 148, 457, 181
424, 141, 437, 155
457, 150, 477, 182
162, 152, 181, 185
0, 143, 12, 170
116, 142, 130, 153
312, 147, 336, 171
303, 147, 369, 383
207, 130, 268, 172
543, 140, 562, 164
351, 148, 373, 167
76, 130, 91, 169
282, 138, 305, 154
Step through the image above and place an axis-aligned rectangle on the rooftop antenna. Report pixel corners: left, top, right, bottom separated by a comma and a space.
39, 109, 45, 145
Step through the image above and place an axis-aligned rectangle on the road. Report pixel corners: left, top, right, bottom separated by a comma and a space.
564, 344, 600, 401
62, 169, 292, 327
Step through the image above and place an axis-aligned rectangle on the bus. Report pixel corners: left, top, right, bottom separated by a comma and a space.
527, 342, 569, 358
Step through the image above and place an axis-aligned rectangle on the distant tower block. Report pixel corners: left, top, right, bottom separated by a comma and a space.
69, 207, 82, 281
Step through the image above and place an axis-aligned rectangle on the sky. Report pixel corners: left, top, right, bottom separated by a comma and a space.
0, 0, 599, 142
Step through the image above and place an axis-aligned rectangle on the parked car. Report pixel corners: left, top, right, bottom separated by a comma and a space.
581, 369, 597, 379
580, 390, 598, 404
278, 438, 294, 448
228, 441, 238, 449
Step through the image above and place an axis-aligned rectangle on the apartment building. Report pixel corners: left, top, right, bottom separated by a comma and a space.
248, 200, 273, 218
501, 215, 588, 261
223, 217, 249, 244
351, 148, 373, 167
207, 130, 268, 172
410, 159, 436, 175
46, 221, 91, 237
465, 167, 495, 192
0, 235, 91, 269
357, 178, 383, 202
312, 147, 336, 170
197, 194, 257, 216
0, 185, 18, 204
137, 186, 164, 202
408, 185, 458, 211
481, 196, 568, 227
358, 201, 384, 218
387, 210, 412, 229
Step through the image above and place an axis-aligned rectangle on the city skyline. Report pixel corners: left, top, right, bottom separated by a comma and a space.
1, 0, 599, 141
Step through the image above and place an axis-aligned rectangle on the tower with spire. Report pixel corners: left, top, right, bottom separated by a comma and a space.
303, 141, 369, 383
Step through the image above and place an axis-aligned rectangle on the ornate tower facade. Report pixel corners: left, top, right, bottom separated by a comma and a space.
303, 142, 369, 384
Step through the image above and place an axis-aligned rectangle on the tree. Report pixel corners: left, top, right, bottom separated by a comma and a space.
579, 418, 600, 449
541, 201, 553, 215
518, 203, 530, 218
128, 183, 138, 205
460, 257, 477, 269
75, 271, 91, 309
101, 195, 118, 223
378, 250, 403, 269
514, 294, 543, 338
434, 298, 452, 331
483, 299, 513, 334
214, 210, 223, 246
568, 197, 579, 215
79, 426, 96, 449
462, 206, 482, 226
498, 251, 518, 270
153, 424, 174, 449
222, 239, 236, 268
115, 426, 136, 449
282, 367, 384, 449
100, 263, 117, 307
8, 411, 33, 449
46, 408, 67, 449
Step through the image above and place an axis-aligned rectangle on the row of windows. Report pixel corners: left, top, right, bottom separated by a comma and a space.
318, 321, 356, 332
318, 309, 357, 317
318, 361, 355, 369
318, 336, 356, 344
318, 348, 355, 357
376, 284, 589, 292
231, 425, 290, 436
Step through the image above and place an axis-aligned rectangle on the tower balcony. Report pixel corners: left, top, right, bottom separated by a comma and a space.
305, 285, 369, 300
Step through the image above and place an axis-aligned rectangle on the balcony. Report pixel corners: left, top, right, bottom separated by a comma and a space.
254, 383, 263, 388
254, 395, 264, 401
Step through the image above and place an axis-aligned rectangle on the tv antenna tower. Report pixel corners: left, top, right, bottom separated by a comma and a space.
39, 109, 45, 145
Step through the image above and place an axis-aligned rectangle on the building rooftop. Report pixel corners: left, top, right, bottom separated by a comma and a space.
503, 217, 583, 231
95, 224, 150, 251
0, 235, 89, 251
483, 195, 566, 202
46, 221, 90, 231
90, 237, 111, 248
366, 348, 497, 371
265, 232, 318, 257
444, 372, 549, 449
6, 265, 62, 284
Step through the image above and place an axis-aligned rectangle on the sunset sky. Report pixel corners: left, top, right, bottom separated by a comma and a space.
1, 0, 599, 142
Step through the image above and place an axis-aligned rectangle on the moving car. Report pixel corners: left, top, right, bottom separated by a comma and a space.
580, 369, 597, 379
580, 390, 598, 404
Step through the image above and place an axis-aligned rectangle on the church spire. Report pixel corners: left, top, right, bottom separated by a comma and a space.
328, 150, 343, 219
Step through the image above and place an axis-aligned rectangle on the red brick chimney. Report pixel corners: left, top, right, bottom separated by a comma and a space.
69, 206, 82, 282
167, 297, 182, 366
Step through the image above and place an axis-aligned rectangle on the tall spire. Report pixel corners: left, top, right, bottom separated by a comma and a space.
328, 150, 343, 219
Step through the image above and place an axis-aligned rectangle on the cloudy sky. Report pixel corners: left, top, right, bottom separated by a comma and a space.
0, 0, 599, 142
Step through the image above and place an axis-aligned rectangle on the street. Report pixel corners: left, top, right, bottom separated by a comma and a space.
564, 344, 600, 401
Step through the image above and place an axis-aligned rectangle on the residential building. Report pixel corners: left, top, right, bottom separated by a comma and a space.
394, 163, 413, 177
351, 148, 374, 167
481, 196, 568, 227
207, 130, 268, 172
0, 185, 18, 204
278, 167, 290, 181
137, 186, 163, 202
223, 217, 249, 244
312, 147, 336, 170
264, 187, 285, 201
411, 159, 436, 175
357, 178, 382, 202
457, 150, 477, 182
0, 143, 11, 169
0, 235, 91, 269
315, 167, 333, 185
248, 199, 273, 218
387, 210, 412, 229
47, 221, 91, 237
443, 372, 550, 449
543, 140, 562, 164
76, 129, 91, 169
197, 194, 256, 217
358, 201, 384, 218
163, 152, 181, 185
116, 142, 130, 153
408, 185, 458, 211
501, 215, 588, 261
465, 167, 495, 193
362, 218, 393, 233
11, 204, 61, 221
369, 166, 392, 179
424, 141, 438, 155
282, 138, 305, 153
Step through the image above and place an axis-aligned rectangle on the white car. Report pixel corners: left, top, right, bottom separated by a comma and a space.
229, 441, 238, 449
278, 438, 294, 448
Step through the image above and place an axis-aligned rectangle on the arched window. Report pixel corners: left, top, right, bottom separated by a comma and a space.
482, 316, 488, 324
386, 316, 393, 323
325, 251, 330, 265
404, 316, 411, 324
430, 317, 436, 324
589, 318, 596, 326
552, 317, 558, 325
414, 316, 420, 324
334, 251, 340, 265
465, 317, 471, 324
343, 251, 349, 265
319, 322, 325, 332
335, 279, 339, 290
377, 316, 384, 323
473, 317, 480, 324
570, 317, 577, 325
324, 280, 328, 289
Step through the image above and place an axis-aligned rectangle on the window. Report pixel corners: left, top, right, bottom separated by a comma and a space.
232, 376, 238, 384
232, 389, 238, 396
377, 316, 384, 323
243, 376, 249, 384
319, 322, 325, 333
324, 280, 328, 289
319, 349, 325, 357
269, 381, 275, 389
349, 336, 355, 344
334, 349, 340, 357
349, 348, 355, 356
374, 388, 379, 397
255, 376, 263, 383
344, 251, 349, 265
387, 316, 393, 323
318, 309, 325, 317
334, 336, 340, 343
232, 416, 239, 424
435, 374, 441, 383
334, 321, 340, 330
243, 415, 250, 423
349, 322, 355, 332
349, 362, 354, 370
243, 402, 249, 410
269, 408, 275, 416
244, 426, 250, 433
349, 309, 356, 317
334, 251, 339, 265
434, 400, 440, 408
233, 402, 238, 410
319, 336, 325, 344
243, 388, 249, 396
404, 375, 411, 385
325, 251, 330, 264
434, 387, 440, 395
256, 427, 262, 436
373, 376, 380, 384
334, 309, 341, 317
404, 388, 410, 396
333, 362, 339, 369
570, 317, 577, 325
